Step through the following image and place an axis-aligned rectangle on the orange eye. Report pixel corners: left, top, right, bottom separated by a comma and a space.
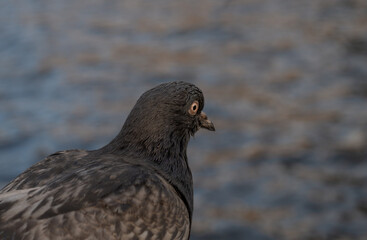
188, 101, 199, 115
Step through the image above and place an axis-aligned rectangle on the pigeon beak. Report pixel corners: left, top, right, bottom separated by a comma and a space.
199, 112, 215, 131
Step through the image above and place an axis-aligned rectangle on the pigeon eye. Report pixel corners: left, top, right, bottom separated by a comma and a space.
189, 101, 199, 115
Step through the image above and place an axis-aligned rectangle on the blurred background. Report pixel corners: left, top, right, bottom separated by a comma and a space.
1, 0, 367, 239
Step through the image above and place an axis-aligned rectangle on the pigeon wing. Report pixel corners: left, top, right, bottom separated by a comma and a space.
0, 152, 190, 240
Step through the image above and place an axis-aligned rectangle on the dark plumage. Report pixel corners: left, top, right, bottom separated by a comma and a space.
0, 81, 215, 240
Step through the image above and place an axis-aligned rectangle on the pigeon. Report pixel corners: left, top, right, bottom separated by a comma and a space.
0, 81, 215, 240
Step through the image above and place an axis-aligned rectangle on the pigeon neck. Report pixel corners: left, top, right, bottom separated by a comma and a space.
101, 128, 194, 220
105, 127, 190, 161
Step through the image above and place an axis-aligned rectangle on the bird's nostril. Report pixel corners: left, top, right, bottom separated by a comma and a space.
200, 112, 208, 120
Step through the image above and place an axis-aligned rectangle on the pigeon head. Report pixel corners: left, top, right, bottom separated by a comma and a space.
129, 81, 215, 135
105, 81, 214, 159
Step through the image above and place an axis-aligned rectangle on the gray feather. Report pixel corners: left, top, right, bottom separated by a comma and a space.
0, 151, 190, 240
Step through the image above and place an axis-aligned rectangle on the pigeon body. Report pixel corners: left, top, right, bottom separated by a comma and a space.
0, 82, 214, 240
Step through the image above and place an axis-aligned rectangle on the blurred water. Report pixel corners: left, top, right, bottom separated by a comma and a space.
1, 0, 367, 239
